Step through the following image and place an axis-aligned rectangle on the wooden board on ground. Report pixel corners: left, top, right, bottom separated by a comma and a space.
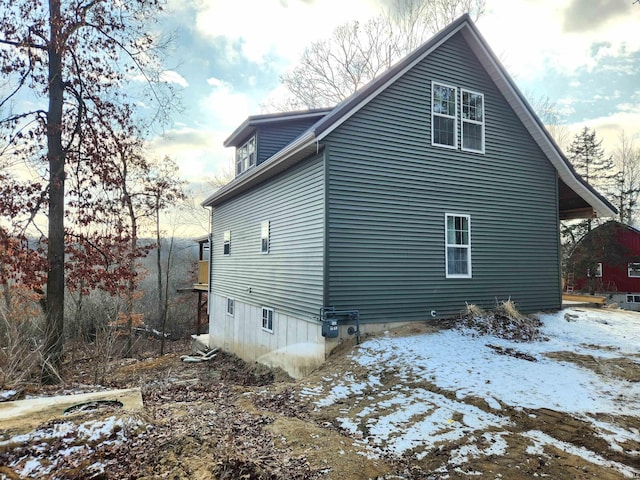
0, 388, 143, 431
562, 293, 606, 304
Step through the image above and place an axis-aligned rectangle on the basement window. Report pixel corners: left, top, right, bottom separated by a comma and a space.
445, 213, 471, 278
262, 307, 274, 333
628, 263, 640, 278
626, 295, 640, 303
432, 82, 457, 148
223, 230, 231, 255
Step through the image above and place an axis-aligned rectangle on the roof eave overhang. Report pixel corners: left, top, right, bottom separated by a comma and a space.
223, 109, 332, 147
203, 130, 318, 208
460, 26, 617, 219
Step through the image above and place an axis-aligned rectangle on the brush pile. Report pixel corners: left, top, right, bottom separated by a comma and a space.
458, 299, 546, 342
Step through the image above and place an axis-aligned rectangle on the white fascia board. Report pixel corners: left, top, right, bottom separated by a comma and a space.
461, 27, 616, 219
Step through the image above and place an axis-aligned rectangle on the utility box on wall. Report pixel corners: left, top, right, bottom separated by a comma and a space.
321, 318, 339, 338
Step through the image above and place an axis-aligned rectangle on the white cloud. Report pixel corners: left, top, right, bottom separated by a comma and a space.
147, 127, 232, 182
566, 111, 640, 154
160, 70, 189, 87
207, 77, 224, 87
193, 0, 381, 64
481, 0, 640, 81
201, 79, 253, 130
556, 97, 576, 117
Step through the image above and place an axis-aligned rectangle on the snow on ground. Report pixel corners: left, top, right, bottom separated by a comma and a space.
300, 307, 640, 477
0, 415, 143, 478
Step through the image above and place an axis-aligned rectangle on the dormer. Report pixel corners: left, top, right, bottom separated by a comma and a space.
224, 108, 332, 177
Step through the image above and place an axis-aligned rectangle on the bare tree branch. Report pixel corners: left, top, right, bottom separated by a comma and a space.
265, 0, 486, 111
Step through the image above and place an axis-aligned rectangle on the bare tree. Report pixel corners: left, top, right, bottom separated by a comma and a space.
265, 0, 485, 110
386, 0, 485, 45
148, 156, 186, 345
527, 94, 571, 152
0, 0, 171, 382
208, 159, 235, 190
612, 131, 640, 226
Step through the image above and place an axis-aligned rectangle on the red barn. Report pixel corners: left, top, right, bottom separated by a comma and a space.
569, 221, 640, 310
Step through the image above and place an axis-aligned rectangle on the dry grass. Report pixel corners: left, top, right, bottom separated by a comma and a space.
0, 310, 43, 391
496, 298, 524, 321
465, 302, 486, 317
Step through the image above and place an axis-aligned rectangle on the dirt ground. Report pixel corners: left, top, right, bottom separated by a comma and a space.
1, 323, 639, 480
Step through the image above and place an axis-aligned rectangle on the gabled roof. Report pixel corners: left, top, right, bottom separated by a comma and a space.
204, 14, 617, 219
580, 220, 640, 238
223, 108, 333, 147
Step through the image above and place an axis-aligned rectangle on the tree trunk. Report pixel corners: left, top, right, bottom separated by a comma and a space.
42, 0, 66, 385
124, 191, 137, 358
160, 235, 173, 355
156, 206, 163, 328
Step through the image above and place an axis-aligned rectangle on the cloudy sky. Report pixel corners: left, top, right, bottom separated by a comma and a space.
149, 0, 640, 185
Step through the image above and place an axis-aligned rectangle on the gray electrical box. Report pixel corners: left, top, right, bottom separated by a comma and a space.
321, 319, 339, 338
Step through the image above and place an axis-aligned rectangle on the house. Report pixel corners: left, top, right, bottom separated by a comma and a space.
201, 14, 616, 377
568, 221, 640, 310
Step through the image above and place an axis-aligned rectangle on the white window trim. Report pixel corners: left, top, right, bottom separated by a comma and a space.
431, 81, 458, 150
261, 307, 274, 333
260, 221, 270, 254
223, 230, 231, 256
445, 213, 472, 279
626, 294, 640, 303
594, 262, 602, 278
235, 136, 257, 176
226, 297, 234, 317
628, 263, 640, 278
461, 89, 485, 154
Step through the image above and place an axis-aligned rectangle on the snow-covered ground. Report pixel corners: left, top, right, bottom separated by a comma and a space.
1, 307, 639, 479
300, 307, 640, 477
0, 415, 143, 478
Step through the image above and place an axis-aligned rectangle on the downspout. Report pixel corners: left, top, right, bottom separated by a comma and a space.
555, 177, 563, 309
207, 206, 213, 319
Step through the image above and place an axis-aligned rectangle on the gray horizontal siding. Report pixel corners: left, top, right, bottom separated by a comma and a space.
324, 31, 561, 322
257, 119, 319, 164
211, 154, 324, 320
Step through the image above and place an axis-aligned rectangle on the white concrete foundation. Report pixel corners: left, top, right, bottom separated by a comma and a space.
208, 294, 325, 378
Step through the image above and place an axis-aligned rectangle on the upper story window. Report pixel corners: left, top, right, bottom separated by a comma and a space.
628, 263, 640, 278
223, 230, 231, 255
445, 213, 471, 278
432, 83, 457, 148
461, 90, 484, 153
236, 136, 256, 176
260, 221, 270, 254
